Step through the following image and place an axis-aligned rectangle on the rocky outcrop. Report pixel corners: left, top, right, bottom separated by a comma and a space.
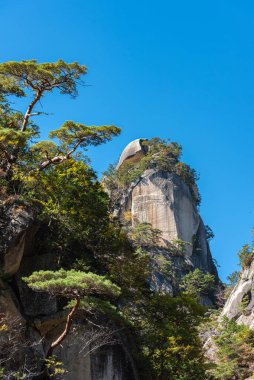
0, 201, 38, 277
56, 335, 137, 380
107, 139, 220, 308
114, 140, 218, 297
221, 260, 254, 329
0, 201, 138, 379
116, 138, 147, 169
0, 201, 46, 377
0, 201, 38, 321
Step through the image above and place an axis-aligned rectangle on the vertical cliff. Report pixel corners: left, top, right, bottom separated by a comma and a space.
112, 139, 218, 301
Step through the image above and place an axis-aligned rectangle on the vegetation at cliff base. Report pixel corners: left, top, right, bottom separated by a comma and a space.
200, 316, 254, 380
132, 293, 208, 380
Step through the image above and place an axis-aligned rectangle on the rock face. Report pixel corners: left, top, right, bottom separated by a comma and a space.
0, 201, 37, 277
0, 201, 138, 380
0, 201, 38, 320
132, 170, 199, 252
221, 260, 254, 329
116, 138, 147, 169
115, 140, 218, 296
56, 336, 136, 380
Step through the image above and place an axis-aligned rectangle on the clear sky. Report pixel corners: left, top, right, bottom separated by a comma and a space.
1, 0, 254, 281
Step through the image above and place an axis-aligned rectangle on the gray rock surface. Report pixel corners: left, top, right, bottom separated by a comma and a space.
131, 170, 199, 249
116, 138, 147, 169
221, 260, 254, 329
0, 201, 37, 276
113, 139, 219, 303
118, 167, 217, 279
56, 335, 137, 380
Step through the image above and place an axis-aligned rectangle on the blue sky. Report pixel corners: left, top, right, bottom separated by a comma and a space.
1, 0, 254, 281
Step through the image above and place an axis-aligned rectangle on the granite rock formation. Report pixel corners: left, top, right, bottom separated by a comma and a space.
221, 260, 254, 329
114, 139, 218, 301
116, 138, 147, 169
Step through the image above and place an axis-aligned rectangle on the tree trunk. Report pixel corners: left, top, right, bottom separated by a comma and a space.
46, 296, 80, 358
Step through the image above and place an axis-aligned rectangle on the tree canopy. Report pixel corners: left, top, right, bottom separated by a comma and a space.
0, 59, 120, 189
22, 269, 120, 299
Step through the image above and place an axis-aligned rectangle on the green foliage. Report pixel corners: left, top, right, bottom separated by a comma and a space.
19, 161, 104, 272
180, 268, 215, 299
29, 140, 60, 162
129, 222, 162, 248
0, 59, 120, 196
0, 59, 86, 170
119, 138, 182, 186
168, 238, 192, 255
207, 318, 254, 380
103, 137, 201, 205
238, 244, 254, 268
132, 293, 207, 380
0, 60, 120, 276
226, 271, 239, 288
109, 247, 151, 299
45, 356, 67, 378
49, 121, 120, 151
205, 225, 215, 241
67, 296, 122, 321
154, 253, 173, 276
22, 268, 120, 299
24, 159, 109, 241
0, 59, 86, 97
240, 293, 250, 312
222, 270, 239, 301
222, 270, 240, 302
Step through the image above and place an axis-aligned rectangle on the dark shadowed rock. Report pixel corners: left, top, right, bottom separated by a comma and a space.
0, 201, 37, 277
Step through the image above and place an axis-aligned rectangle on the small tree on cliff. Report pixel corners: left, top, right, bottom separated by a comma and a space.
22, 269, 120, 358
180, 268, 215, 300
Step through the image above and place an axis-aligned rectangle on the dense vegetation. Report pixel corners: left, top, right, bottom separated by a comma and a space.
199, 314, 254, 380
1, 59, 254, 380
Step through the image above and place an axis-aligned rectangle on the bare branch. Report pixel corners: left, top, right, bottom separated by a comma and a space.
38, 138, 85, 171
26, 111, 47, 117
68, 322, 121, 358
21, 89, 42, 132
39, 155, 67, 171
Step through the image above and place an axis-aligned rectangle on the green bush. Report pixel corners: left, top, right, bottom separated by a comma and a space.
238, 244, 254, 269
180, 268, 215, 299
207, 318, 254, 380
